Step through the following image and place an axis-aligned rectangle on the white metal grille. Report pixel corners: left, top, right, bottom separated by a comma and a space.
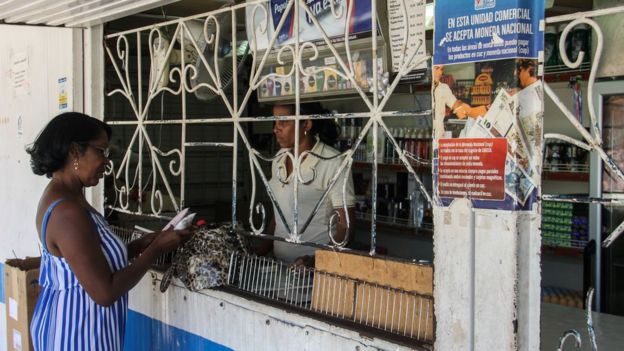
227, 252, 434, 347
103, 0, 432, 256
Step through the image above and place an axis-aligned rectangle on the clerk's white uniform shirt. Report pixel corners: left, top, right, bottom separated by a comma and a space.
269, 140, 355, 262
433, 82, 458, 140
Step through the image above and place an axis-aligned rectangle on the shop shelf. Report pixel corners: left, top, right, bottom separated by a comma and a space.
352, 160, 431, 172
541, 244, 584, 258
544, 64, 590, 83
543, 171, 589, 182
542, 164, 589, 181
354, 211, 433, 237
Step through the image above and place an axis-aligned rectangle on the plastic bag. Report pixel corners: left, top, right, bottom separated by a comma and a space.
160, 223, 249, 292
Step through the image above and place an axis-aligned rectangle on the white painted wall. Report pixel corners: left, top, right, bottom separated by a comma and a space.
0, 24, 84, 350
130, 271, 419, 351
0, 24, 83, 259
433, 201, 523, 351
594, 1, 624, 78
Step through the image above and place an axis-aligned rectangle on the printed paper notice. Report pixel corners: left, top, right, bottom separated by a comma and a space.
387, 0, 426, 72
9, 297, 18, 321
438, 138, 507, 200
13, 329, 22, 351
58, 77, 69, 111
11, 52, 30, 96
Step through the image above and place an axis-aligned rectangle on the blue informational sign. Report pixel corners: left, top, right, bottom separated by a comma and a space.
433, 0, 544, 65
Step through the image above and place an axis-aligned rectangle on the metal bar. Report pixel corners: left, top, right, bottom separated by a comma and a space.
331, 276, 340, 316
292, 0, 301, 242
231, 7, 239, 228
105, 206, 171, 219
184, 142, 234, 148
137, 32, 144, 214
180, 25, 187, 209
541, 195, 624, 206
424, 299, 430, 341
337, 274, 343, 316
372, 284, 378, 328
365, 284, 372, 326
384, 288, 390, 330
545, 5, 624, 23
417, 297, 423, 340
243, 255, 252, 291
390, 289, 397, 332
411, 296, 417, 338
106, 111, 431, 125
398, 292, 404, 334
359, 282, 366, 323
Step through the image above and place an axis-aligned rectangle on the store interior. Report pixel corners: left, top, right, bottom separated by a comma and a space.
101, 0, 623, 322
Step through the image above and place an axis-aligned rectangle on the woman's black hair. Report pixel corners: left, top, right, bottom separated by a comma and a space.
280, 103, 341, 146
26, 112, 112, 178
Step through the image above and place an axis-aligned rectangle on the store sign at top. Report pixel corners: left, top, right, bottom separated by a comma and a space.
269, 0, 372, 46
433, 0, 544, 65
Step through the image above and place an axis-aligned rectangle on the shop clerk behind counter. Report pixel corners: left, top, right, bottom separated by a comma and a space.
257, 104, 356, 266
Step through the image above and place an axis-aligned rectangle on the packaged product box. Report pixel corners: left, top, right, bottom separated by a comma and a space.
274, 66, 286, 97
4, 257, 41, 351
304, 67, 318, 93
324, 66, 338, 91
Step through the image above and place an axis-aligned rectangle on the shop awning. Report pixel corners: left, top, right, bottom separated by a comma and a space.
0, 0, 180, 28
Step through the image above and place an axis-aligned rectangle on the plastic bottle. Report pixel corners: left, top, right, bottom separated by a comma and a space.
425, 129, 432, 160
366, 127, 385, 163
405, 128, 414, 158
397, 128, 406, 163
414, 128, 424, 159
385, 128, 395, 163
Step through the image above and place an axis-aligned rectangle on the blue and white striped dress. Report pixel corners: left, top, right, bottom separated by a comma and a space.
31, 199, 129, 350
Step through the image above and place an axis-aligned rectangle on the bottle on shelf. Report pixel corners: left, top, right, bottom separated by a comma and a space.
425, 129, 432, 161
385, 128, 395, 164
366, 125, 385, 163
410, 190, 425, 227
405, 128, 415, 159
397, 128, 406, 164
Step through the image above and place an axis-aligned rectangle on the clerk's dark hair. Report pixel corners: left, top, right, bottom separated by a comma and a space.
516, 59, 537, 77
278, 103, 341, 146
26, 112, 112, 178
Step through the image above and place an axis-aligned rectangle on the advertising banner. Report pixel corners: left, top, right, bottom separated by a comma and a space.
247, 0, 373, 52
432, 0, 544, 211
433, 0, 544, 65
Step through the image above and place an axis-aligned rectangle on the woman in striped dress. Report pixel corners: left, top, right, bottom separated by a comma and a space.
27, 112, 191, 350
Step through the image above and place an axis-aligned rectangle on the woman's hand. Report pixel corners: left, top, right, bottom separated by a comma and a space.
148, 229, 192, 256
127, 232, 157, 259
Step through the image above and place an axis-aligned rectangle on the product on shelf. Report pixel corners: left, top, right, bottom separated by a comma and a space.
471, 72, 493, 106
542, 201, 588, 248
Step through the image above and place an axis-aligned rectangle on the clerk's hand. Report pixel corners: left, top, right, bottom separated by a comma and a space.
293, 255, 315, 268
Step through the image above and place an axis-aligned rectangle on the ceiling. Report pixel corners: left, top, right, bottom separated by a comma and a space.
546, 0, 593, 17
0, 0, 182, 27
0, 0, 597, 28
142, 0, 234, 17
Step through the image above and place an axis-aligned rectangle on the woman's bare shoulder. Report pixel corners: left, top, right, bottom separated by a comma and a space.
36, 188, 89, 232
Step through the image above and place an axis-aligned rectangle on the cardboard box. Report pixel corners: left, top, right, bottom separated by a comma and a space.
4, 257, 41, 351
312, 251, 434, 342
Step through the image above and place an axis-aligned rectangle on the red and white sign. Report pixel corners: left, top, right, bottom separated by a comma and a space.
437, 138, 507, 200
